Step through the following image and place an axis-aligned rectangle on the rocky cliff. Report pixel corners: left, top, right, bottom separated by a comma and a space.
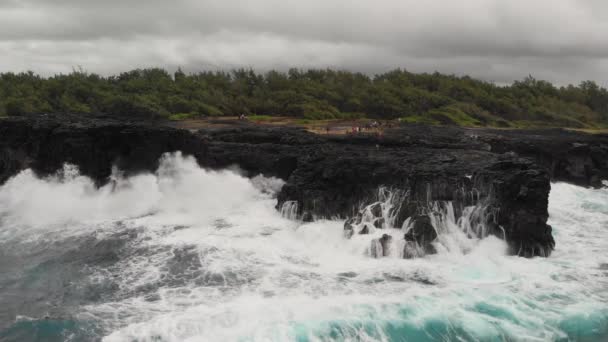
1, 117, 606, 258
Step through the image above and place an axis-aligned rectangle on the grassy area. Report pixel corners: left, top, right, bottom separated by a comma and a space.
166, 107, 607, 130
401, 112, 484, 127
401, 115, 441, 125
247, 115, 275, 121
168, 113, 198, 121
163, 114, 608, 135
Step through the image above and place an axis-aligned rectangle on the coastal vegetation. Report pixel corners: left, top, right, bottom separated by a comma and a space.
1, 68, 607, 128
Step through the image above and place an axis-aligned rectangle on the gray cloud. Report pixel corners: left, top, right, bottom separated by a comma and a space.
0, 0, 607, 85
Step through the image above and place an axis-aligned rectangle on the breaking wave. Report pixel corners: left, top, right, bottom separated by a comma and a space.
0, 153, 606, 341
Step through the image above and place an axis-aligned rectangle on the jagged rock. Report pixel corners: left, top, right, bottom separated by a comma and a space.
2, 117, 606, 257
373, 217, 385, 229
379, 234, 393, 256
0, 116, 207, 185
359, 224, 370, 235
370, 234, 393, 258
369, 203, 383, 217
384, 125, 608, 188
404, 215, 438, 254
275, 134, 557, 256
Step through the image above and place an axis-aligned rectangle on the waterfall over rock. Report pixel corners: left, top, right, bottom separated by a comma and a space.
1, 117, 607, 341
0, 155, 606, 341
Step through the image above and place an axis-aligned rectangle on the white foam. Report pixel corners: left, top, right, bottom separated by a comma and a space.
0, 155, 606, 341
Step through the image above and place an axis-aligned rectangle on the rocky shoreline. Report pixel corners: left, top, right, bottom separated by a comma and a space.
1, 116, 606, 258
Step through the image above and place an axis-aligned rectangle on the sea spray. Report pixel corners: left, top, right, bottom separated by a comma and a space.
0, 153, 606, 341
346, 187, 500, 258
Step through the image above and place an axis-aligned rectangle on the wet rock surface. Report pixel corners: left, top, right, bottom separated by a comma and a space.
370, 234, 393, 258
1, 116, 606, 257
404, 216, 438, 255
0, 116, 207, 186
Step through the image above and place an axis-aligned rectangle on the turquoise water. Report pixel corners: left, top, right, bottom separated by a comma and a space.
0, 319, 100, 342
0, 154, 606, 341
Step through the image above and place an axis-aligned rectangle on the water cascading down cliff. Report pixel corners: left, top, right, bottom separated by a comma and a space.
1, 116, 606, 259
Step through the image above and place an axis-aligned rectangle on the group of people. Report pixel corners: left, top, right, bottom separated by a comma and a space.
345, 120, 392, 135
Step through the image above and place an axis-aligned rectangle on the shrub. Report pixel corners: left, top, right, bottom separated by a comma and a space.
168, 113, 196, 121
197, 103, 223, 116
248, 115, 274, 121
102, 95, 169, 119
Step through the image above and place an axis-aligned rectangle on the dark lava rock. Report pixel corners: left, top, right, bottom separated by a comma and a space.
369, 202, 383, 217
404, 215, 438, 254
385, 125, 608, 188
370, 234, 393, 258
373, 217, 385, 229
274, 131, 557, 257
3, 117, 605, 257
0, 116, 207, 185
359, 224, 370, 235
379, 234, 393, 257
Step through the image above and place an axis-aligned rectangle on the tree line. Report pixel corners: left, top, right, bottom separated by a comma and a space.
1, 68, 607, 128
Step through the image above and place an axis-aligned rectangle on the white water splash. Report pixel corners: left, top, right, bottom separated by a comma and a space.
0, 154, 606, 341
346, 188, 499, 259
280, 201, 299, 220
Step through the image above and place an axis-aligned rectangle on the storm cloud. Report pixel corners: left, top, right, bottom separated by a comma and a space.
1, 0, 607, 85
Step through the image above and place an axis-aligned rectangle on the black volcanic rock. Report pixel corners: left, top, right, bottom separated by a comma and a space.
474, 129, 608, 188
0, 116, 207, 185
276, 142, 554, 256
370, 234, 393, 258
2, 117, 606, 258
385, 125, 608, 188
404, 216, 438, 254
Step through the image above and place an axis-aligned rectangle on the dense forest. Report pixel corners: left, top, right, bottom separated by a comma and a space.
1, 68, 607, 128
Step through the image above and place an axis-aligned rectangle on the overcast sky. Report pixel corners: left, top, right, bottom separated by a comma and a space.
0, 0, 607, 85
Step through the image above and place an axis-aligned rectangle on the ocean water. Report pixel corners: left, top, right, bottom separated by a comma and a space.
0, 152, 606, 342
